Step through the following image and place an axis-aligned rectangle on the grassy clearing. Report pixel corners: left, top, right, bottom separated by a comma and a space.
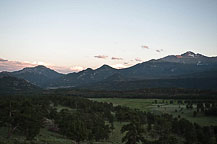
152, 103, 217, 126
55, 105, 75, 112
91, 98, 217, 126
0, 127, 73, 144
107, 122, 126, 144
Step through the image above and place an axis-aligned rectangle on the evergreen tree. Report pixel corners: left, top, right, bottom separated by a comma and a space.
121, 117, 145, 144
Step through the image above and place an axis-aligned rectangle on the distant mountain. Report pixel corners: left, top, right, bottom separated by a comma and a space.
0, 71, 11, 78
0, 76, 40, 94
120, 61, 217, 79
51, 52, 217, 88
0, 65, 63, 87
1, 51, 217, 90
81, 70, 217, 90
119, 51, 217, 79
104, 73, 129, 82
50, 64, 118, 87
80, 78, 217, 91
174, 70, 217, 79
76, 52, 217, 90
158, 51, 217, 65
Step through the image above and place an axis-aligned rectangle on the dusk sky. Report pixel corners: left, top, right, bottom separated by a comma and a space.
0, 0, 217, 73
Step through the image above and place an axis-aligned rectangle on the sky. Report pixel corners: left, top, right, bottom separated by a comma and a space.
0, 0, 217, 73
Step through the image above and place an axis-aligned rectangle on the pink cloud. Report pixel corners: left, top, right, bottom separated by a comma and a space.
94, 55, 108, 59
111, 57, 123, 60
0, 58, 83, 74
0, 59, 35, 72
135, 58, 142, 62
0, 58, 8, 62
70, 66, 84, 72
141, 45, 149, 49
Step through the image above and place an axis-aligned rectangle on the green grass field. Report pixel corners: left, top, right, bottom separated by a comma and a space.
91, 98, 217, 126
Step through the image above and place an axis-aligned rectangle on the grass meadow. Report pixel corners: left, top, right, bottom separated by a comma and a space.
91, 98, 217, 126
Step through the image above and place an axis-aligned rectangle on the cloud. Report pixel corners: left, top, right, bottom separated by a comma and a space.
0, 58, 8, 62
70, 66, 84, 72
94, 55, 108, 59
32, 61, 48, 65
156, 49, 164, 53
49, 65, 84, 73
135, 58, 142, 62
0, 59, 83, 74
111, 64, 127, 69
111, 57, 123, 60
141, 45, 149, 49
0, 60, 35, 72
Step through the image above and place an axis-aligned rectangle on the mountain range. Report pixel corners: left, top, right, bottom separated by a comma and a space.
1, 51, 217, 90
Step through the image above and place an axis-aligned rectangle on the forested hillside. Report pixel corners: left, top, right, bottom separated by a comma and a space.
1, 94, 217, 144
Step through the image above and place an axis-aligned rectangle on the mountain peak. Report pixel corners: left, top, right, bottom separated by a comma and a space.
181, 51, 197, 57
22, 65, 49, 71
180, 51, 206, 58
157, 51, 211, 64
80, 68, 93, 73
86, 68, 93, 71
34, 65, 48, 69
97, 64, 114, 70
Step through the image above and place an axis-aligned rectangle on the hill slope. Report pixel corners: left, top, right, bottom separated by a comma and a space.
0, 76, 41, 94
80, 70, 217, 90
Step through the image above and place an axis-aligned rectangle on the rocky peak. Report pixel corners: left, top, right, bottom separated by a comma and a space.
181, 51, 196, 57
181, 51, 205, 58
96, 64, 114, 71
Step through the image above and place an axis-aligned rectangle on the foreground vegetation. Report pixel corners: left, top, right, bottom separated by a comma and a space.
0, 93, 217, 144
